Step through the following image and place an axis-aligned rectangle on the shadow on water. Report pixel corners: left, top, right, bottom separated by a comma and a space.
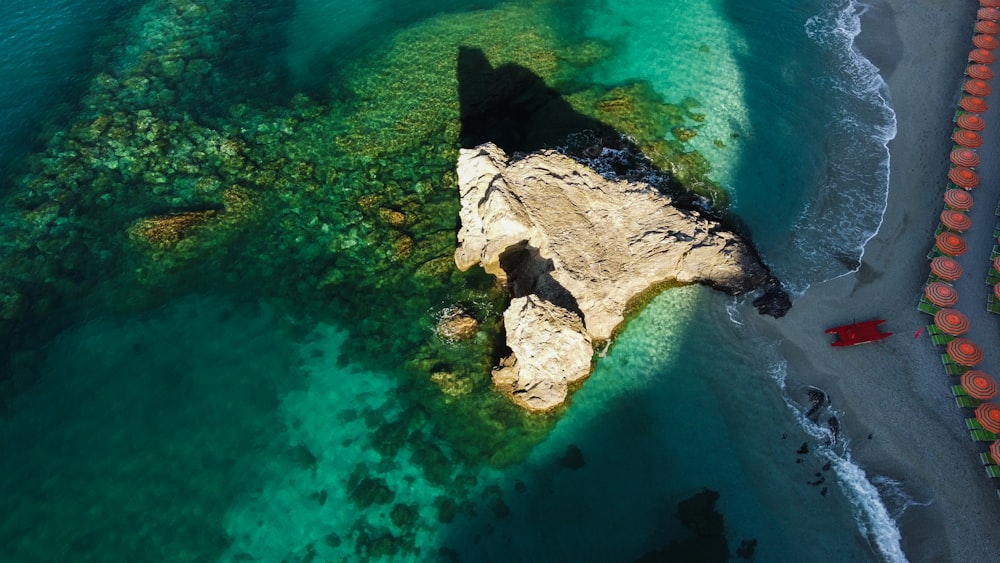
457, 46, 616, 153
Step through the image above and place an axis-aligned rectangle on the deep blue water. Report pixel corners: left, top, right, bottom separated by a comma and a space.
0, 1, 901, 561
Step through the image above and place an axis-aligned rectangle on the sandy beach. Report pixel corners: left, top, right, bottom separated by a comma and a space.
752, 0, 1000, 560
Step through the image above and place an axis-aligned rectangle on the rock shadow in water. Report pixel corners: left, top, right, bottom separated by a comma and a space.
457, 46, 616, 154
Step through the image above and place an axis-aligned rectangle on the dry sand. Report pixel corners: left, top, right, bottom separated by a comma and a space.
748, 0, 1000, 560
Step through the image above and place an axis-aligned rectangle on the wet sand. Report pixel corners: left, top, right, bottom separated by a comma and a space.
752, 0, 1000, 560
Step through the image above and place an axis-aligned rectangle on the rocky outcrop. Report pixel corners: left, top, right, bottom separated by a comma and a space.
455, 142, 787, 411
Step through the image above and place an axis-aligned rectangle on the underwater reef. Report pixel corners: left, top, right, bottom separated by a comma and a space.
1, 0, 732, 470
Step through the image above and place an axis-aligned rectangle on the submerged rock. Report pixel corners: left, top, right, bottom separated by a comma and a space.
455, 142, 787, 411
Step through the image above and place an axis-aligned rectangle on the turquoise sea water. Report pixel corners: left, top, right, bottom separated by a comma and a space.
0, 0, 902, 561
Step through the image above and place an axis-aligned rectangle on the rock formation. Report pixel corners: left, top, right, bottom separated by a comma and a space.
455, 142, 788, 411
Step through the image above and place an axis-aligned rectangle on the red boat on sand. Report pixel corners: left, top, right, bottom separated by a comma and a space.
825, 319, 893, 347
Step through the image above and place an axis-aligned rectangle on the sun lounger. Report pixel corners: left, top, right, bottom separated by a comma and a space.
967, 418, 984, 431
971, 428, 998, 442
918, 299, 940, 316
952, 384, 969, 397
988, 295, 1000, 315
982, 452, 996, 466
987, 270, 1000, 286
956, 395, 980, 408
986, 465, 1000, 479
931, 332, 954, 346
942, 355, 967, 375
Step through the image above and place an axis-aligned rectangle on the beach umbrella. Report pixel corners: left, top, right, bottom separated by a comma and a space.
949, 148, 981, 167
983, 0, 1000, 10
975, 403, 1000, 433
965, 79, 993, 96
925, 282, 959, 307
995, 282, 1000, 301
962, 370, 998, 400
993, 255, 1000, 274
991, 440, 1000, 464
930, 255, 964, 280
956, 114, 987, 132
940, 209, 972, 232
977, 19, 1000, 34
980, 7, 1000, 21
944, 188, 975, 210
970, 48, 996, 64
948, 166, 980, 188
935, 308, 971, 336
948, 338, 984, 366
954, 129, 984, 148
975, 34, 1000, 50
935, 232, 968, 257
961, 96, 990, 113
966, 63, 995, 80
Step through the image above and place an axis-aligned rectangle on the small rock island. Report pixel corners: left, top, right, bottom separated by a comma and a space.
455, 142, 788, 411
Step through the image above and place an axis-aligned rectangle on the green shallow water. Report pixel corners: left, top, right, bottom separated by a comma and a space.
0, 0, 899, 561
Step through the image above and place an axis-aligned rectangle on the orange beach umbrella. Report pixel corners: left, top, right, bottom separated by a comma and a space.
966, 63, 995, 80
941, 209, 972, 232
935, 308, 971, 336
961, 96, 990, 113
949, 166, 980, 188
925, 282, 959, 307
962, 370, 998, 400
965, 79, 993, 96
935, 232, 968, 257
980, 7, 1000, 21
978, 19, 1000, 34
956, 114, 986, 132
976, 402, 1000, 433
975, 34, 1000, 50
954, 129, 984, 147
948, 338, 984, 366
991, 439, 1000, 464
970, 48, 997, 64
930, 255, 964, 280
944, 188, 975, 210
949, 148, 981, 167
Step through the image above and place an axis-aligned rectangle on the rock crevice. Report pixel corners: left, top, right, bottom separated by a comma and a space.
455, 142, 787, 410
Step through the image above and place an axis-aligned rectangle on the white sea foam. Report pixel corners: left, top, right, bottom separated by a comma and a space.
781, 0, 897, 290
767, 359, 909, 563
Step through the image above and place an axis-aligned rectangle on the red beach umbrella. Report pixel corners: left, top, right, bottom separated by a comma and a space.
940, 209, 972, 231
949, 148, 981, 167
962, 370, 998, 400
975, 402, 1000, 433
995, 282, 1000, 301
954, 129, 984, 147
930, 255, 964, 280
980, 7, 1000, 21
935, 232, 968, 257
935, 308, 971, 336
948, 166, 980, 188
993, 255, 1000, 273
948, 338, 984, 366
991, 439, 1000, 464
965, 79, 993, 96
961, 96, 990, 113
944, 188, 975, 210
970, 48, 996, 64
978, 19, 1000, 34
956, 114, 986, 132
925, 282, 959, 307
983, 0, 1000, 10
966, 63, 995, 80
975, 34, 1000, 50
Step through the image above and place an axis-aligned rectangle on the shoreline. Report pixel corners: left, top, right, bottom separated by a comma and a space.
751, 0, 1000, 560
